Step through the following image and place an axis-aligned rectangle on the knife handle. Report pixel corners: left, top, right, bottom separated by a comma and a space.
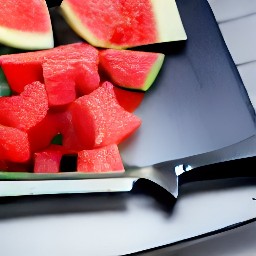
178, 135, 256, 185
179, 156, 256, 185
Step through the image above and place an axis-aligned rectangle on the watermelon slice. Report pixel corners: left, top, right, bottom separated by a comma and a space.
100, 49, 165, 91
0, 81, 48, 131
0, 0, 54, 50
60, 0, 187, 49
70, 81, 142, 149
0, 42, 100, 105
77, 144, 125, 173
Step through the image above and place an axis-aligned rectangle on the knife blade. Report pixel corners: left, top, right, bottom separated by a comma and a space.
1, 134, 256, 197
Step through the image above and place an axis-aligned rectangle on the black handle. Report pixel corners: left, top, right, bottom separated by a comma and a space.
179, 156, 256, 185
173, 134, 256, 185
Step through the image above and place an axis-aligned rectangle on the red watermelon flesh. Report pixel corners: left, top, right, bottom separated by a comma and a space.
34, 145, 64, 173
0, 43, 100, 104
99, 49, 165, 91
0, 124, 30, 162
42, 61, 77, 106
113, 86, 145, 112
0, 81, 48, 131
0, 50, 46, 94
0, 160, 7, 171
55, 109, 85, 152
77, 144, 125, 173
60, 0, 187, 49
70, 81, 142, 149
0, 0, 54, 50
0, 160, 33, 172
28, 111, 61, 153
42, 43, 100, 106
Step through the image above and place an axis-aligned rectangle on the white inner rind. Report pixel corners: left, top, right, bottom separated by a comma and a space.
0, 26, 54, 50
151, 0, 187, 42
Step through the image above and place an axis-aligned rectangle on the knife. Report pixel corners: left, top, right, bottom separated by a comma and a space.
1, 134, 256, 197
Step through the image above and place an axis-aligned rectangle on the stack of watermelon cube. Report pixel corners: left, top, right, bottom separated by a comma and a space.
0, 42, 165, 173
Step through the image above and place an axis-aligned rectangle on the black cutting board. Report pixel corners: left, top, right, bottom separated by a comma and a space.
119, 0, 256, 167
47, 0, 256, 168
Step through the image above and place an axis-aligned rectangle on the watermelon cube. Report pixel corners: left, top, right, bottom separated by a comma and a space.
0, 42, 100, 105
0, 81, 48, 131
77, 144, 125, 173
34, 145, 64, 173
70, 81, 142, 149
0, 124, 30, 162
42, 43, 100, 106
0, 50, 46, 93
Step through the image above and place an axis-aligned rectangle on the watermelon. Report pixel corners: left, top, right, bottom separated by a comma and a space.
0, 42, 100, 105
70, 81, 142, 149
100, 49, 165, 91
0, 81, 48, 131
0, 124, 30, 163
42, 43, 100, 106
60, 0, 187, 49
54, 109, 84, 152
34, 145, 64, 173
0, 50, 45, 93
28, 110, 61, 153
0, 0, 53, 50
77, 144, 125, 173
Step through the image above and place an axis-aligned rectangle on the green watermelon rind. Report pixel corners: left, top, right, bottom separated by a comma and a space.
143, 53, 165, 91
0, 171, 124, 180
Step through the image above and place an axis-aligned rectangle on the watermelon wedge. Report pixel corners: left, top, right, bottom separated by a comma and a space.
100, 49, 165, 91
60, 0, 187, 49
0, 0, 54, 50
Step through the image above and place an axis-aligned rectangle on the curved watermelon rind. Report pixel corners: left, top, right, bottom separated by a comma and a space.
99, 49, 165, 91
0, 26, 54, 50
143, 53, 165, 91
